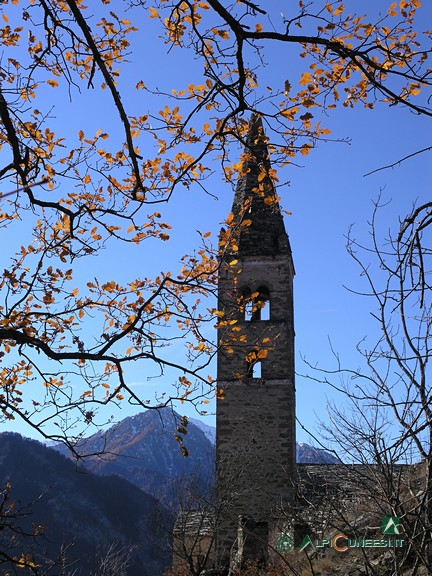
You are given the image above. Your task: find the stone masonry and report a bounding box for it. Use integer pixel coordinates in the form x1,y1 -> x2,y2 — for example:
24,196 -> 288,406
216,115 -> 296,567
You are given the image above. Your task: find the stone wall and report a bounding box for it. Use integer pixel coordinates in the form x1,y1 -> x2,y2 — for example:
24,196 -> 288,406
216,252 -> 296,566
173,510 -> 215,572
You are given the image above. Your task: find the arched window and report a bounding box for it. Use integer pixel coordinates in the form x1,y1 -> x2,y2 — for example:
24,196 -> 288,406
253,286 -> 270,321
252,361 -> 262,378
246,360 -> 262,379
241,286 -> 271,321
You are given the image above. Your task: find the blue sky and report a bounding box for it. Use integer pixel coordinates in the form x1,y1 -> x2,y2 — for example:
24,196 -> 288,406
1,0 -> 431,446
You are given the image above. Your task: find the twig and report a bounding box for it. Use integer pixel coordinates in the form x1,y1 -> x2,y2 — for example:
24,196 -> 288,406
0,178 -> 49,200
364,146 -> 432,177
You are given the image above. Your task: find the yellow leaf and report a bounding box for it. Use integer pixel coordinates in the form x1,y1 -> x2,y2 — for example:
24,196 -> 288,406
333,3 -> 344,16
387,2 -> 397,15
217,29 -> 229,39
255,23 -> 263,32
299,72 -> 312,86
281,107 -> 299,121
149,7 -> 159,18
203,122 -> 212,135
47,79 -> 58,88
83,174 -> 91,184
43,293 -> 54,304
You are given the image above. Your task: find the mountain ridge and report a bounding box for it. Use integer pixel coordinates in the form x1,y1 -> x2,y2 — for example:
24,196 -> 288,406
52,409 -> 215,507
0,432 -> 172,576
50,409 -> 339,507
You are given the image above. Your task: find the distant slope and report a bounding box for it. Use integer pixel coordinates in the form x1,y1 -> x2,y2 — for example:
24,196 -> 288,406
0,432 -> 172,576
53,409 -> 215,507
296,442 -> 341,464
188,417 -> 216,444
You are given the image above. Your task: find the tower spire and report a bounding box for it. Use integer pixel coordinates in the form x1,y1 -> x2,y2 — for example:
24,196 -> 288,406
231,114 -> 290,257
216,115 -> 296,569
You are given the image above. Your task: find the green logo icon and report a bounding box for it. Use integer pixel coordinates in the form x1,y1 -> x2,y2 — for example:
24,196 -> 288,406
276,533 -> 294,553
382,516 -> 401,535
298,534 -> 313,552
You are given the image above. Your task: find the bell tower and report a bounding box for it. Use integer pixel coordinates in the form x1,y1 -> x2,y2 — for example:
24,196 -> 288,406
216,115 -> 296,565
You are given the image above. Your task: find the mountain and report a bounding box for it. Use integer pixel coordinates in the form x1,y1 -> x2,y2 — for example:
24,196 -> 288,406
53,412 -> 338,493
0,432 -> 172,576
296,442 -> 341,464
53,409 -> 215,508
188,417 -> 216,444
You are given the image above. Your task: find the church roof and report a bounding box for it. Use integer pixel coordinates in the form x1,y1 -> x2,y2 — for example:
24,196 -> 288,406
230,114 -> 291,258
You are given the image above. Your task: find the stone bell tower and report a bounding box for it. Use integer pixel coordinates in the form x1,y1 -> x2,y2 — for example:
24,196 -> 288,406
216,114 -> 296,566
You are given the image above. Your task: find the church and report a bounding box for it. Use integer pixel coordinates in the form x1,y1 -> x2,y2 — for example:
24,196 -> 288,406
215,113 -> 296,566
174,113 -> 297,570
172,115 -> 427,575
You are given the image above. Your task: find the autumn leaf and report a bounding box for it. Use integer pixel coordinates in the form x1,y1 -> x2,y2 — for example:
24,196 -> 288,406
333,3 -> 345,16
